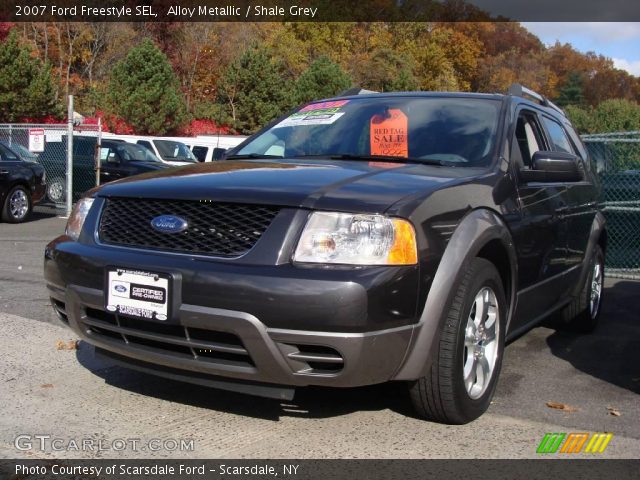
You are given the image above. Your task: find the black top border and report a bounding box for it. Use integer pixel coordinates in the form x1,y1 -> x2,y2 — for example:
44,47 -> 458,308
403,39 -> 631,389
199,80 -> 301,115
2,0 -> 640,22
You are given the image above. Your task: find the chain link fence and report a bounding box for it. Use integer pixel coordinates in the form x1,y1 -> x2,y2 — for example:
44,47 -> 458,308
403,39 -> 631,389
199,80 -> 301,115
583,131 -> 640,279
0,123 -> 102,212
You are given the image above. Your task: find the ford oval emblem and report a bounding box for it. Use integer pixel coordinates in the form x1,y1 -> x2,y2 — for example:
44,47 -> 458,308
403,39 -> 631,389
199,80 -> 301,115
150,215 -> 188,234
114,285 -> 127,293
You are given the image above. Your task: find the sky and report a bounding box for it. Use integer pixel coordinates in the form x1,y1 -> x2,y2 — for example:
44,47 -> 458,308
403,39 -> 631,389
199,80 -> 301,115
522,23 -> 640,77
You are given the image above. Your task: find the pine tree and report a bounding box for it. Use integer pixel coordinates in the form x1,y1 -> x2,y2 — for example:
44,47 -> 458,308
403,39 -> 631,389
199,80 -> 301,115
294,56 -> 351,104
556,72 -> 585,107
216,46 -> 292,134
0,30 -> 59,122
107,39 -> 186,135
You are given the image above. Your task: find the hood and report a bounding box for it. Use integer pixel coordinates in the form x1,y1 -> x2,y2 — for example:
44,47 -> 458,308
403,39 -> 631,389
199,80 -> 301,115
95,159 -> 474,213
128,160 -> 170,170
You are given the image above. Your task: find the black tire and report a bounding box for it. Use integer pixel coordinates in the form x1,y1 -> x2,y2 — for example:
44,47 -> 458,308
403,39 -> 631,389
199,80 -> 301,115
46,177 -> 66,204
2,185 -> 32,223
557,245 -> 605,333
409,257 -> 507,424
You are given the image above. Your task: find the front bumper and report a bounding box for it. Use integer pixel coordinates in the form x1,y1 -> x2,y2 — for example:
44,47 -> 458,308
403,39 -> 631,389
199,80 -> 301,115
45,237 -> 419,393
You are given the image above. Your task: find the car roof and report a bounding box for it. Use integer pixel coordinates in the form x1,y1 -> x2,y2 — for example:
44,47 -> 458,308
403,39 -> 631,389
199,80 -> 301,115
327,91 -> 504,102
322,90 -> 567,122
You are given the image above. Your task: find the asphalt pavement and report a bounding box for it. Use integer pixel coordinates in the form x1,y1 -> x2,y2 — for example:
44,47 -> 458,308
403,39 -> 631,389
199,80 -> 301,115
0,208 -> 638,459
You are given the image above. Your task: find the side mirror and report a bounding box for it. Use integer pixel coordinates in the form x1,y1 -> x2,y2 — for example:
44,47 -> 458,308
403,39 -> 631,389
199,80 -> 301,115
212,148 -> 227,161
520,151 -> 582,183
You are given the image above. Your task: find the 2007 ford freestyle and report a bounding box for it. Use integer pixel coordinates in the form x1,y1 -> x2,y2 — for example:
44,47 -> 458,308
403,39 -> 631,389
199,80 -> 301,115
44,85 -> 606,423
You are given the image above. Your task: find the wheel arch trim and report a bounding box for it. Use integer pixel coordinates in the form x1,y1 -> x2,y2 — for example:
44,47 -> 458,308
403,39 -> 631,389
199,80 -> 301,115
393,208 -> 517,380
572,210 -> 606,297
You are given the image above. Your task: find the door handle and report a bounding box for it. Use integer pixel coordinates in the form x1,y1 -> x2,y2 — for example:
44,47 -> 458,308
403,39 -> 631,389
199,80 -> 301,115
0,169 -> 9,175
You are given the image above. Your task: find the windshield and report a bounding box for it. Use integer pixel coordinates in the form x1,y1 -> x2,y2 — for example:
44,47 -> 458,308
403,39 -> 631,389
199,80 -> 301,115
11,143 -> 38,161
114,143 -> 162,162
235,97 -> 501,166
154,140 -> 197,162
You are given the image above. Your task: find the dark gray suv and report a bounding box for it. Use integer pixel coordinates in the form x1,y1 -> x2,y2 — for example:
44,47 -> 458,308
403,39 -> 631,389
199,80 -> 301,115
44,84 -> 605,423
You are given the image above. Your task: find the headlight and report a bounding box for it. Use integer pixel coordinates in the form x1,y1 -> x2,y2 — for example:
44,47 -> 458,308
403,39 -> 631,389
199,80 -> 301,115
293,212 -> 417,265
65,198 -> 94,241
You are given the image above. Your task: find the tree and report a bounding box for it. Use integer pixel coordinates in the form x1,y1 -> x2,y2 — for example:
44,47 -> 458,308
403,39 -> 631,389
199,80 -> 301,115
216,46 -> 292,134
352,48 -> 418,92
476,48 -> 556,95
555,72 -> 585,107
294,56 -> 351,103
107,39 -> 186,135
0,30 -> 59,122
564,105 -> 593,133
584,68 -> 638,106
590,99 -> 640,133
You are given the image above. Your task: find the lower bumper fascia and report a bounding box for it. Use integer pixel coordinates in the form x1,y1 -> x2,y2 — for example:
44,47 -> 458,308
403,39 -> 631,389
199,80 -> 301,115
51,283 -> 415,391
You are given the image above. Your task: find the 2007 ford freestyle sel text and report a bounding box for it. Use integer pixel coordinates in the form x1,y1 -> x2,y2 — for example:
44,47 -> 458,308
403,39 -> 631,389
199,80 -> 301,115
44,85 -> 606,424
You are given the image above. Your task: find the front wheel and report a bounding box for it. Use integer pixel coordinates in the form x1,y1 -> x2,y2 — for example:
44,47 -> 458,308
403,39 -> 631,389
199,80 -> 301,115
2,185 -> 32,223
409,257 -> 506,424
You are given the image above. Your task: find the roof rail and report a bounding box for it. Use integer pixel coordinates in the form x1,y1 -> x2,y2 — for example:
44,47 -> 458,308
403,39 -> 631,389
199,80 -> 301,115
507,83 -> 566,117
339,87 -> 378,96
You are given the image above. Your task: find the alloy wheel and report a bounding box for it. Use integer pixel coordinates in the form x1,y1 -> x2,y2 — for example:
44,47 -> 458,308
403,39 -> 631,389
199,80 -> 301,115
9,189 -> 28,220
463,287 -> 500,400
590,261 -> 603,318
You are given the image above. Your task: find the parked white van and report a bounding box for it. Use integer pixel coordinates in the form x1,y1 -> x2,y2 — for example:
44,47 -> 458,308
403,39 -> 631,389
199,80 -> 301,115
101,134 -> 247,163
177,135 -> 247,162
100,134 -> 198,166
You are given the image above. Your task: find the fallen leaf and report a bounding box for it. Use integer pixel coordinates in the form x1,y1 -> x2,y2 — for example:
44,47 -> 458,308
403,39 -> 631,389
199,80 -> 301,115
55,339 -> 79,350
607,406 -> 621,417
41,384 -> 54,388
546,401 -> 578,412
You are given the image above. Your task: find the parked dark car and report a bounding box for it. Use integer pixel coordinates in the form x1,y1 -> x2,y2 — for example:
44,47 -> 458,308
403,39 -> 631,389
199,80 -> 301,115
0,141 -> 46,223
44,85 -> 606,424
40,137 -> 169,203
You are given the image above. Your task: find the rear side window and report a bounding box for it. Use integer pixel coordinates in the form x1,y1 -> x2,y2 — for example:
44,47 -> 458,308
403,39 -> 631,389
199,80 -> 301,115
565,124 -> 589,160
192,146 -> 208,162
137,140 -> 153,151
541,117 -> 574,154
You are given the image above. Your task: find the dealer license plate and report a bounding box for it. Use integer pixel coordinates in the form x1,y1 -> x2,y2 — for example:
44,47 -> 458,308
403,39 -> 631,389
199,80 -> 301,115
106,268 -> 170,321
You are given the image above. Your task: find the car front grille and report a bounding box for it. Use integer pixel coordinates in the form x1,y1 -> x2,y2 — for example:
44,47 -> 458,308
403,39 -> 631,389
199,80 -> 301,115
98,198 -> 280,257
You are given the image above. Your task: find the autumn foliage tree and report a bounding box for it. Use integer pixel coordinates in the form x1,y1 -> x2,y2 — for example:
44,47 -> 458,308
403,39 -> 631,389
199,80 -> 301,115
5,21 -> 640,135
106,39 -> 186,135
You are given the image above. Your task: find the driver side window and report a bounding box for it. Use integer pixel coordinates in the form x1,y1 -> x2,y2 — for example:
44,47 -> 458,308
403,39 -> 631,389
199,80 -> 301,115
513,111 -> 546,169
0,144 -> 19,161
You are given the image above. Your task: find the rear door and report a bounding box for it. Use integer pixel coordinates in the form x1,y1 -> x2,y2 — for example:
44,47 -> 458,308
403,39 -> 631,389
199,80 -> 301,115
539,116 -> 597,270
509,108 -> 572,327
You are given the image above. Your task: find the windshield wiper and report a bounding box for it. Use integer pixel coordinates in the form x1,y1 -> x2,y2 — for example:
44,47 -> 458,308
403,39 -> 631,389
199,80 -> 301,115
324,154 -> 447,166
